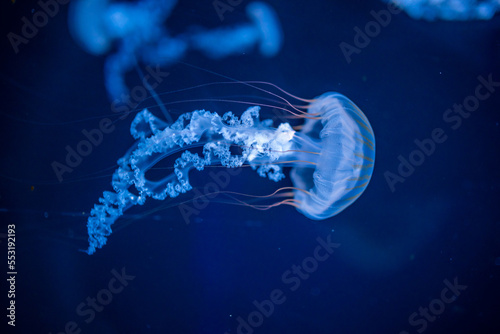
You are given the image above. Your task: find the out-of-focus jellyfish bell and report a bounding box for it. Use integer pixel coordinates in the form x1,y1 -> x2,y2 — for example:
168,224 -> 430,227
290,93 -> 375,220
190,1 -> 282,59
68,0 -> 177,55
384,0 -> 500,20
246,1 -> 283,57
68,0 -> 112,55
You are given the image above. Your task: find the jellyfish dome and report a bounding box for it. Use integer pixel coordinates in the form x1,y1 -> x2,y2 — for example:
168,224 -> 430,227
189,1 -> 282,59
384,0 -> 500,20
83,91 -> 375,254
68,0 -> 177,55
246,1 -> 283,57
68,0 -> 112,55
290,93 -> 375,220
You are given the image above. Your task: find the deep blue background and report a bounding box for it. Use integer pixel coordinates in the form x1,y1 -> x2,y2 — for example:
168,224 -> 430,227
1,0 -> 500,333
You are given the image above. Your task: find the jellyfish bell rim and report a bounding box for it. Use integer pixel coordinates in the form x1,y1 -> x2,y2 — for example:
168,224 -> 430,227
68,0 -> 113,55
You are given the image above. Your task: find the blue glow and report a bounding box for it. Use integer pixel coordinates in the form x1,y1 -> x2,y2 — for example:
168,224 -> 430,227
85,92 -> 375,254
385,0 -> 500,20
68,0 -> 282,100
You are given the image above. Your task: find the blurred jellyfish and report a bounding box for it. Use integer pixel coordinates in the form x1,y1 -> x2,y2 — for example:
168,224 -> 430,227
68,0 -> 283,100
84,87 -> 375,254
190,2 -> 282,59
384,0 -> 500,20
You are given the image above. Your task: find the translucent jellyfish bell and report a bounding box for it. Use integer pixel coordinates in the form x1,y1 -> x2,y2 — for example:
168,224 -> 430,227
382,0 -> 500,20
246,1 -> 283,57
290,93 -> 376,220
190,1 -> 283,59
68,0 -> 177,55
68,0 -> 112,55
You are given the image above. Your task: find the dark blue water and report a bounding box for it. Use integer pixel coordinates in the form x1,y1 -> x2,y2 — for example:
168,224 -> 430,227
1,1 -> 500,333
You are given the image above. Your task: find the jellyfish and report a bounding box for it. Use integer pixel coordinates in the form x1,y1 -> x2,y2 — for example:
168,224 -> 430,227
68,0 -> 283,100
84,88 -> 375,254
189,1 -> 283,59
383,0 -> 500,20
289,93 -> 375,220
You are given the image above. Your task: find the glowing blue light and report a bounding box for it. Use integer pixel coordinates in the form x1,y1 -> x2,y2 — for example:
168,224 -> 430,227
68,0 -> 283,100
385,0 -> 500,20
84,93 -> 375,254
